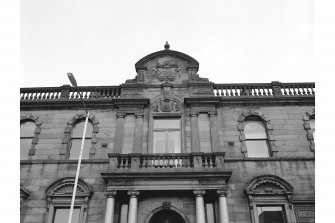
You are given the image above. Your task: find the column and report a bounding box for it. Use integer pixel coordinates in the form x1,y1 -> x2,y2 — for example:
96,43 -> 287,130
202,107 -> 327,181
114,112 -> 126,153
194,190 -> 206,223
217,188 -> 230,223
209,111 -> 220,152
104,190 -> 117,223
127,190 -> 139,223
134,113 -> 144,153
190,112 -> 200,152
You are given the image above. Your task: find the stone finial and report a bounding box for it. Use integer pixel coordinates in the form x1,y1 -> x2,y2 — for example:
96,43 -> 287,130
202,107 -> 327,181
164,41 -> 170,50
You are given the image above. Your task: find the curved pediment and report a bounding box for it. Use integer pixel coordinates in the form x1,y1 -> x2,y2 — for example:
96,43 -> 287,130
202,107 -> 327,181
46,177 -> 93,198
126,42 -> 209,85
246,175 -> 293,195
135,48 -> 199,72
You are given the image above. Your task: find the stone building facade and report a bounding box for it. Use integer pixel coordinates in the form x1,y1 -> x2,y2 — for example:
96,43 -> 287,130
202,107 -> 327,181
20,43 -> 315,223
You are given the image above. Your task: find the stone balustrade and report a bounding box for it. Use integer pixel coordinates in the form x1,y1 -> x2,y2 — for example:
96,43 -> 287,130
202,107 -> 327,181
213,81 -> 315,97
20,85 -> 121,101
20,82 -> 314,102
108,152 -> 225,170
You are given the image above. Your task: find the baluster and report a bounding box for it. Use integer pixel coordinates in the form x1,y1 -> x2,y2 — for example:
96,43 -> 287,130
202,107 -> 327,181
308,87 -> 313,95
222,88 -> 226,97
303,87 -> 308,95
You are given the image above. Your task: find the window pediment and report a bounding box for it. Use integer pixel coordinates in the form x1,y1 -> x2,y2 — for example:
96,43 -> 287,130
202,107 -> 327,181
46,177 -> 92,198
246,175 -> 293,196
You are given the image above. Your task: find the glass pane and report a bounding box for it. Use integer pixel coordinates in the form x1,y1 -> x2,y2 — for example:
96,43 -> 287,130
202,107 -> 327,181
20,139 -> 32,160
72,121 -> 93,137
53,208 -> 80,223
167,131 -> 181,153
257,206 -> 286,223
20,121 -> 36,137
245,123 -> 266,139
153,132 -> 166,153
154,119 -> 180,129
69,139 -> 91,159
246,140 -> 269,157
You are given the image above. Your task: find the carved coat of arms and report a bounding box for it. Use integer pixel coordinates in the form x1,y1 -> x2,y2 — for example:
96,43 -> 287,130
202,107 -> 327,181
152,61 -> 181,82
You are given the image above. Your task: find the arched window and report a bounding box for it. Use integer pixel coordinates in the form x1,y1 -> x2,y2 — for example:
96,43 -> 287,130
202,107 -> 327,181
244,118 -> 269,157
20,121 -> 36,160
69,121 -> 93,159
245,175 -> 297,223
238,111 -> 276,158
61,113 -> 99,160
46,177 -> 92,223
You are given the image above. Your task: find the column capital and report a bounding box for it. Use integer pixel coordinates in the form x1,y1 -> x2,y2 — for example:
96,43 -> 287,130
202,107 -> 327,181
105,190 -> 117,198
193,190 -> 206,197
190,112 -> 199,117
208,111 -> 218,117
217,186 -> 230,197
116,112 -> 126,118
127,190 -> 140,198
135,113 -> 144,118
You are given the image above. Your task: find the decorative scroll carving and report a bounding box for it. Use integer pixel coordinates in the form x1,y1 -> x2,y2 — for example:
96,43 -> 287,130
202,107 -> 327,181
193,190 -> 206,197
217,185 -> 231,197
128,190 -> 140,198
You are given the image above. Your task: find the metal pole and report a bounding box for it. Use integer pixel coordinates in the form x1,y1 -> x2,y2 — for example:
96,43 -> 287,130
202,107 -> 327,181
67,111 -> 89,223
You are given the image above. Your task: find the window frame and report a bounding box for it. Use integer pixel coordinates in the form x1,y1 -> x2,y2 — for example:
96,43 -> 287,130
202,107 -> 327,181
69,120 -> 93,160
237,111 -> 276,158
149,114 -> 184,154
244,119 -> 270,158
61,113 -> 99,160
246,175 -> 296,223
20,114 -> 42,159
45,177 -> 92,223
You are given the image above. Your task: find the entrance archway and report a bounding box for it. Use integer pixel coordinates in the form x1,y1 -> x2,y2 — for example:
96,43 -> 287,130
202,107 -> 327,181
149,209 -> 185,223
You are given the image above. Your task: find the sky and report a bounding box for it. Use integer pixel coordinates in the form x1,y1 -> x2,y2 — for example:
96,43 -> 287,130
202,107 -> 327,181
20,0 -> 315,87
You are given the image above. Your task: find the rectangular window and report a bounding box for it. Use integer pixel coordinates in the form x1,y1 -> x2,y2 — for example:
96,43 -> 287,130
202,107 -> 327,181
257,206 -> 286,223
53,207 -> 80,223
153,118 -> 181,153
69,139 -> 91,159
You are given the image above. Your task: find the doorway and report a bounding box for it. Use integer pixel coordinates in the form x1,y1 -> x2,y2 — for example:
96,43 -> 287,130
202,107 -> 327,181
149,209 -> 185,223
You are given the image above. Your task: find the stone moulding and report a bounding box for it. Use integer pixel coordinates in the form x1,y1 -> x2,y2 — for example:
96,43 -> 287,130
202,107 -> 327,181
61,113 -> 99,159
237,110 -> 277,157
46,177 -> 93,198
20,114 -> 42,157
100,170 -> 232,191
245,175 -> 293,196
303,109 -> 315,152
